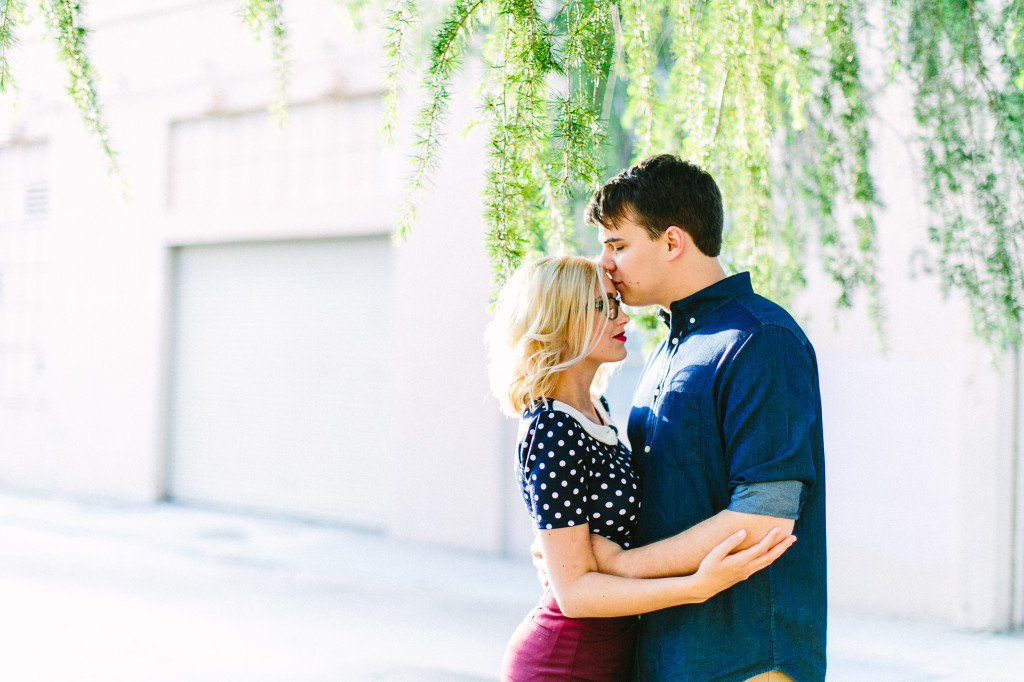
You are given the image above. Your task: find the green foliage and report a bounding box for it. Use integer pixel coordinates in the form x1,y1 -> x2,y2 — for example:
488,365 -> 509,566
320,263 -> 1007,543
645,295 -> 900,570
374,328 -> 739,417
390,0 -> 1022,351
240,0 -> 290,127
1,0 -> 1021,350
894,0 -> 1024,350
393,0 -> 888,336
39,0 -> 127,196
0,0 -> 26,95
392,0 -> 484,242
381,0 -> 418,145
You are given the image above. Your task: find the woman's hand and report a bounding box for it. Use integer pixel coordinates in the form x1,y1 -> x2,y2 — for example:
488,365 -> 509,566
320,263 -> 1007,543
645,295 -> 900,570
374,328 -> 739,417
691,527 -> 796,602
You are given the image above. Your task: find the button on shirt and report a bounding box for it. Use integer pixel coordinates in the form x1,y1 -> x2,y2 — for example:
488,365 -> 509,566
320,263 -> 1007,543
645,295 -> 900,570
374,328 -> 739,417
628,272 -> 826,682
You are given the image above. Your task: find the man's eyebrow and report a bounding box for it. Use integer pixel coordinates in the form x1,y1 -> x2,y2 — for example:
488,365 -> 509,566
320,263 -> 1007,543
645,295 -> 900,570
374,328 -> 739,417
601,235 -> 624,244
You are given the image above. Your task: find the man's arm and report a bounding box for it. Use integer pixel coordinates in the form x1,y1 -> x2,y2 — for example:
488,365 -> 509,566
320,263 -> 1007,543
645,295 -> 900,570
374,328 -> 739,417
591,509 -> 795,579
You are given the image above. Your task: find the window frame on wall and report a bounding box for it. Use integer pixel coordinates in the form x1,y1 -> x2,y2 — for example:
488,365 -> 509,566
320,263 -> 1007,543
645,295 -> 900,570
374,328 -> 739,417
0,140 -> 48,408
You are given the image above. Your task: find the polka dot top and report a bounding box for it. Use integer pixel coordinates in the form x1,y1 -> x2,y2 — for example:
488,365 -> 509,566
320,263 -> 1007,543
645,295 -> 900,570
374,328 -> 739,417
516,398 -> 641,548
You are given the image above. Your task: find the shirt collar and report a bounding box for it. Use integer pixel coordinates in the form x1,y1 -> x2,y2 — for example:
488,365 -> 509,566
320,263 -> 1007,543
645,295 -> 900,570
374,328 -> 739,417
550,400 -> 621,446
659,272 -> 752,338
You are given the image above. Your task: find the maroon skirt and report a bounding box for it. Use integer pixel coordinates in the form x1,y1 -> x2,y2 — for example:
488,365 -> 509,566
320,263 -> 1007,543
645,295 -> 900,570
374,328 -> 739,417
501,588 -> 638,682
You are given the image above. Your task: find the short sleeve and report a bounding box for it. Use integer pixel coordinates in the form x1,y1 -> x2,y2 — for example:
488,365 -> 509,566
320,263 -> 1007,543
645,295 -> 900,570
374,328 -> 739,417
717,325 -> 819,515
519,410 -> 590,530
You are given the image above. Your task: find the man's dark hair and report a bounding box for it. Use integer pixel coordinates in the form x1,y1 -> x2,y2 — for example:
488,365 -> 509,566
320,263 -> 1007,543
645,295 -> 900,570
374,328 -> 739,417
585,154 -> 724,256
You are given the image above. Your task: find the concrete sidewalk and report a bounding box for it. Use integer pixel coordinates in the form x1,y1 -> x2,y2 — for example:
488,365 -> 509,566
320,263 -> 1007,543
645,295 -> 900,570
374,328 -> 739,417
0,492 -> 1020,681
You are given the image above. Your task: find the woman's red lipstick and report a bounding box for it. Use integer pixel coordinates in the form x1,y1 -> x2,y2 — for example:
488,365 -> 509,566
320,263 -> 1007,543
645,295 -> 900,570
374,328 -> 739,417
614,333 -> 627,342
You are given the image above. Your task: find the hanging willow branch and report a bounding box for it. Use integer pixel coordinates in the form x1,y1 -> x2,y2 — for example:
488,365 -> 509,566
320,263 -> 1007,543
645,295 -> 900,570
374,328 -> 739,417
393,0 -> 484,241
896,0 -> 1024,350
2,0 -> 1021,349
381,0 -> 417,145
0,0 -> 25,95
394,0 -> 888,335
240,0 -> 291,127
390,0 -> 1022,350
39,0 -> 128,196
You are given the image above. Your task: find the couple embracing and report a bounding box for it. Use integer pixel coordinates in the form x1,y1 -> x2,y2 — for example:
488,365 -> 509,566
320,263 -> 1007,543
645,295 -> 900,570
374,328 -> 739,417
487,155 -> 826,682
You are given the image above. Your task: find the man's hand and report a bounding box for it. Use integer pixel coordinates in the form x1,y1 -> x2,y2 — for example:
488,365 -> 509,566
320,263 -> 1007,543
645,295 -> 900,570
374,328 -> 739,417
530,534 -> 549,588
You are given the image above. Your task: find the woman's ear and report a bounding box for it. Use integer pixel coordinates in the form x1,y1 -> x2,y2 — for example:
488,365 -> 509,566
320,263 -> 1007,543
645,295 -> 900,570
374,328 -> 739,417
663,225 -> 687,261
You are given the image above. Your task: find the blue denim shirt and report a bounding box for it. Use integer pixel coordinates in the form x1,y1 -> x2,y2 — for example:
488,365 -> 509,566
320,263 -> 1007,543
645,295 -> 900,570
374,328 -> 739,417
628,272 -> 826,682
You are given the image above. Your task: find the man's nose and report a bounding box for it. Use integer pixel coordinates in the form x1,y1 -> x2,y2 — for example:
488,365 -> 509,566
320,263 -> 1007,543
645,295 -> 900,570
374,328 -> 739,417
599,252 -> 615,271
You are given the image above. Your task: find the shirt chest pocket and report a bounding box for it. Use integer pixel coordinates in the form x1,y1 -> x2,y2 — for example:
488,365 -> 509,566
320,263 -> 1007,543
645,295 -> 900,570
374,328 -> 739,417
651,391 -> 702,466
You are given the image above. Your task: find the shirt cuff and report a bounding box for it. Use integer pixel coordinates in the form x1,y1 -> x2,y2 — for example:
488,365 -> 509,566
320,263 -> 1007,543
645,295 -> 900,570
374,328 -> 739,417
728,480 -> 806,519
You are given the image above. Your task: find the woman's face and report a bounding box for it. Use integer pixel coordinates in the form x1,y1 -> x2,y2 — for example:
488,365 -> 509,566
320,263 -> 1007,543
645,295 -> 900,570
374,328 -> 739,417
585,278 -> 630,364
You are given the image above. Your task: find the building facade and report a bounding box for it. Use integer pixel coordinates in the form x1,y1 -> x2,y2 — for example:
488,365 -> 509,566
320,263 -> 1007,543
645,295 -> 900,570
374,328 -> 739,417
0,0 -> 1020,631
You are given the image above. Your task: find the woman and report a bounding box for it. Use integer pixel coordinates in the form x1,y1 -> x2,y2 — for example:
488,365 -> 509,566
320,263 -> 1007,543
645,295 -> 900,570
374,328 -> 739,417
487,255 -> 795,681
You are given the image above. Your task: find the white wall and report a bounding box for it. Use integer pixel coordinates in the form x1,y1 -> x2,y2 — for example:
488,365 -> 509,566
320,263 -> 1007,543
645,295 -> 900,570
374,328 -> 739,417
0,0 -> 1020,626
791,36 -> 1023,628
0,0 -> 508,552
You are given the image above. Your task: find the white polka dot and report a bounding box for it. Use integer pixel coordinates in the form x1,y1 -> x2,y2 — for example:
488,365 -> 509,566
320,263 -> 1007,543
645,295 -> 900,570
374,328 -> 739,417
555,512 -> 561,519
593,512 -> 601,518
568,520 -> 575,526
605,502 -> 613,508
546,523 -> 552,529
543,504 -> 549,510
559,460 -> 566,467
558,441 -> 564,447
549,472 -> 556,478
540,483 -> 546,489
552,492 -> 559,499
539,462 -> 545,469
616,490 -> 622,496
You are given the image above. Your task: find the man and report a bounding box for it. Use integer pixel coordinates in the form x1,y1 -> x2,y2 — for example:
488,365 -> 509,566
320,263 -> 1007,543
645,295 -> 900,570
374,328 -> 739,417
588,154 -> 826,681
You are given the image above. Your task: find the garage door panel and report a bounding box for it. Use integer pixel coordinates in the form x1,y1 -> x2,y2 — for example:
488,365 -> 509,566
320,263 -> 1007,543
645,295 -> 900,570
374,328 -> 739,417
167,237 -> 394,528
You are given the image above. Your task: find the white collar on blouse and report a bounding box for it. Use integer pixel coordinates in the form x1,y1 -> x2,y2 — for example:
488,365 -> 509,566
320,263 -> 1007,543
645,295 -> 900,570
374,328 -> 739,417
549,399 -> 621,446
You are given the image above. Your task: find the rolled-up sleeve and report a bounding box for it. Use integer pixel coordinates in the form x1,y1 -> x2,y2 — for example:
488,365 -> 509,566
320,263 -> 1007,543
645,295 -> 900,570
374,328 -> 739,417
729,480 -> 805,519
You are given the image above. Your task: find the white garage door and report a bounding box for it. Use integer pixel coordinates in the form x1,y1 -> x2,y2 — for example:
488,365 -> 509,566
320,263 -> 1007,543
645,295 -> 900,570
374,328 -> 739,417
167,237 -> 395,529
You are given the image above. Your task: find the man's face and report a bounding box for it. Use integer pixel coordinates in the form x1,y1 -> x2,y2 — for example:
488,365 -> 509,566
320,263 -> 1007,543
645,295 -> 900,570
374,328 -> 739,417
597,217 -> 667,307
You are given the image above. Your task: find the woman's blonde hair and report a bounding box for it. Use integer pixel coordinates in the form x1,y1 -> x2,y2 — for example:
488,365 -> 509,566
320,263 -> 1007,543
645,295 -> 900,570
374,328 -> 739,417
486,254 -> 614,416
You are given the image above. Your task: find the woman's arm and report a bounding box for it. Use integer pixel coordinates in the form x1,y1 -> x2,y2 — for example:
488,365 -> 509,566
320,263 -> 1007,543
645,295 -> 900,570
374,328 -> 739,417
589,510 -> 795,579
541,523 -> 794,618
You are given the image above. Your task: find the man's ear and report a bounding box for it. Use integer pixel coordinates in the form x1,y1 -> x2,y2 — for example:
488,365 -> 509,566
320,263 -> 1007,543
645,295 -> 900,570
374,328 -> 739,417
663,226 -> 687,261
